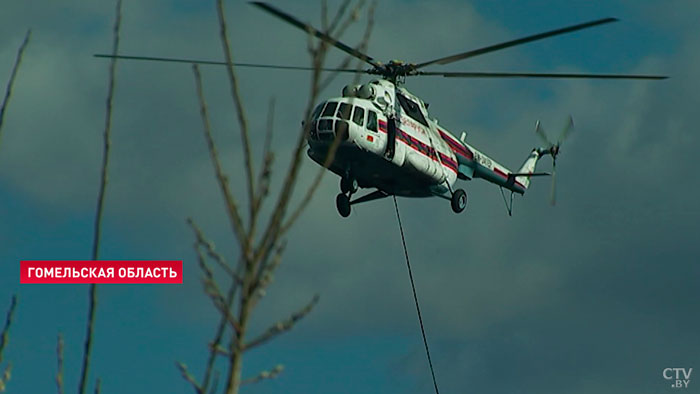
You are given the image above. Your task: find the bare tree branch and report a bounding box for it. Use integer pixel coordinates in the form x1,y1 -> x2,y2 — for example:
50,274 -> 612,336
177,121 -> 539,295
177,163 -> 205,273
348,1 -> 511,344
184,3 -> 375,393
250,98 -> 277,238
188,218 -> 238,280
328,0 -> 352,36
282,2 -> 376,233
252,241 -> 286,302
191,64 -> 247,248
0,363 -> 11,393
209,371 -> 220,394
0,29 -> 31,150
93,378 -> 101,394
215,0 -> 256,230
177,362 -> 203,394
254,0 -> 373,265
319,0 -> 374,92
186,218 -> 246,393
193,240 -> 242,335
0,295 -> 17,393
79,3 -> 121,394
244,294 -> 319,351
0,296 -> 17,367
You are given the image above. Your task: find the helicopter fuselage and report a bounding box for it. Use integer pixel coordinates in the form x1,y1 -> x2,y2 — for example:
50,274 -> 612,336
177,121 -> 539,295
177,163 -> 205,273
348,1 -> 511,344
307,79 -> 529,199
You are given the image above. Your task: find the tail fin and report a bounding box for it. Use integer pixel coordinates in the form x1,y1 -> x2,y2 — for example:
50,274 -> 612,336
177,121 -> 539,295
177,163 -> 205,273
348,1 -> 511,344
514,149 -> 544,190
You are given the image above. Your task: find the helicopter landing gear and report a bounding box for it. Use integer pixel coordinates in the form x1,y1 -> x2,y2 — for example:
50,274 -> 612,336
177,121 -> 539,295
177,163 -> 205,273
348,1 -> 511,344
336,193 -> 351,217
340,177 -> 358,195
451,188 -> 467,213
337,176 -> 357,217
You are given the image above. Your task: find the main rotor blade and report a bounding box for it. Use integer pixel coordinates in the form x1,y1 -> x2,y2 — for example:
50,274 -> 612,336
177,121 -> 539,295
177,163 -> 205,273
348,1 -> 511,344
250,2 -> 381,69
418,71 -> 667,79
558,115 -> 574,144
93,54 -> 364,73
414,17 -> 619,69
535,120 -> 553,146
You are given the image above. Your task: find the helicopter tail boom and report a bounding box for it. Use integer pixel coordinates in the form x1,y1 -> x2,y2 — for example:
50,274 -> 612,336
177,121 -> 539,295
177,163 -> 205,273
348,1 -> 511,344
512,148 -> 545,190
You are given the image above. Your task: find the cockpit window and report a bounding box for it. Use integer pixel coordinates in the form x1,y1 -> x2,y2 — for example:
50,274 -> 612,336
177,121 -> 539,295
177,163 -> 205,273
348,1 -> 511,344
397,93 -> 428,127
337,103 -> 352,120
311,103 -> 324,120
321,101 -> 337,117
367,111 -> 377,132
352,106 -> 365,126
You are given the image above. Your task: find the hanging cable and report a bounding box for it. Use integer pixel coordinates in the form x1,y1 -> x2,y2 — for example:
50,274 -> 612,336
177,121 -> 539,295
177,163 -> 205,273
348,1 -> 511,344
392,195 -> 440,394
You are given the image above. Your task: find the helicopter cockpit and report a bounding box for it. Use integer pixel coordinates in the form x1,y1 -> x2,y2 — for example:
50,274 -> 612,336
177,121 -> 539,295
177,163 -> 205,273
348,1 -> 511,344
308,97 -> 379,145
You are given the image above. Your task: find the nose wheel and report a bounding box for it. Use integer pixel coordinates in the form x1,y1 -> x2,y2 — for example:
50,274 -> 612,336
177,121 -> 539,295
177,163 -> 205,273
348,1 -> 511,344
337,176 -> 357,217
336,193 -> 351,217
451,188 -> 467,213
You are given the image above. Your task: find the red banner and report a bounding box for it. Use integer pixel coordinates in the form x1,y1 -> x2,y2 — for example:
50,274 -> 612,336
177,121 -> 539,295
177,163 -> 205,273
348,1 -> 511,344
20,260 -> 182,284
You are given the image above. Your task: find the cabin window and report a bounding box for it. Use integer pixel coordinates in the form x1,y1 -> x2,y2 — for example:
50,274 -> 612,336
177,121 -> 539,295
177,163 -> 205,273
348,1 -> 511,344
311,103 -> 324,120
337,103 -> 352,120
367,111 -> 377,132
352,106 -> 365,126
397,93 -> 428,127
321,101 -> 337,117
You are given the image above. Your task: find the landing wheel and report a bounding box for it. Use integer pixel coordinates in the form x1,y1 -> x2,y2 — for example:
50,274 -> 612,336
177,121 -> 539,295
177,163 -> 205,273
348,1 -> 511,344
340,177 -> 358,195
451,189 -> 467,213
336,193 -> 351,217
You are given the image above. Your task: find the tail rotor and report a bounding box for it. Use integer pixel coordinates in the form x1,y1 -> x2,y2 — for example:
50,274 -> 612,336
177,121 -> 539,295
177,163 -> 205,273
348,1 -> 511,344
535,115 -> 574,205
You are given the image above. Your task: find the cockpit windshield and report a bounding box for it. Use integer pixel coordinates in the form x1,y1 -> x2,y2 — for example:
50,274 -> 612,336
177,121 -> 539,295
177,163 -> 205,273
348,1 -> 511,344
321,101 -> 338,117
337,103 -> 352,120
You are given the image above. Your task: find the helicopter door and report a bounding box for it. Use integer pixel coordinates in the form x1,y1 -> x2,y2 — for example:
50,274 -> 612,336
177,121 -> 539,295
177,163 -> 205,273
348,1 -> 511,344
385,117 -> 397,159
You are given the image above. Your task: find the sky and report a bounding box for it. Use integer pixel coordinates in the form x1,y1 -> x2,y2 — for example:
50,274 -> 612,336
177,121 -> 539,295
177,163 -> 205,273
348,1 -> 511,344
1,0 -> 698,393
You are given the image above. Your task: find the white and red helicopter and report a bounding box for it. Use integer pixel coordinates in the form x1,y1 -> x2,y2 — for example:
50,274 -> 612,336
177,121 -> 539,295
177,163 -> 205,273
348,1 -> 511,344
97,2 -> 666,217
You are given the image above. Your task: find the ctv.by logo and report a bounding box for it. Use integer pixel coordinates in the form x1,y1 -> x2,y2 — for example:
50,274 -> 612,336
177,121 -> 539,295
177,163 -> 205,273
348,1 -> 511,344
663,368 -> 692,389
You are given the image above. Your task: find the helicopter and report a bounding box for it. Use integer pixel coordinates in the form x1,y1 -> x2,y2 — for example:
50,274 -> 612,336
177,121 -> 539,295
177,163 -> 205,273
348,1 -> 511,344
96,2 -> 666,217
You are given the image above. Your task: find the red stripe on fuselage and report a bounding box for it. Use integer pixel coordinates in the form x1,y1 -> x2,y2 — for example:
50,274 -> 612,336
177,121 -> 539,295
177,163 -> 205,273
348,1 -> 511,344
375,120 -> 457,174
438,129 -> 472,160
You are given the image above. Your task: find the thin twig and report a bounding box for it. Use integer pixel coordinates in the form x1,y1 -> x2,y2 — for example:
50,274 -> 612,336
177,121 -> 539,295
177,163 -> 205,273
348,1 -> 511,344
280,132 -> 343,234
193,239 -> 241,334
56,333 -> 64,394
93,378 -> 101,394
177,362 -> 203,393
0,296 -> 17,367
188,218 -> 237,280
0,295 -> 17,393
0,363 -> 11,393
79,2 -> 121,394
255,0 -> 373,263
244,294 -> 319,351
328,0 -> 352,36
319,0 -> 374,92
241,365 -> 284,385
216,0 -> 255,229
250,98 -> 276,229
209,371 -> 220,394
191,65 -> 247,250
187,218 -> 244,394
0,29 -> 31,150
